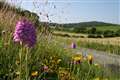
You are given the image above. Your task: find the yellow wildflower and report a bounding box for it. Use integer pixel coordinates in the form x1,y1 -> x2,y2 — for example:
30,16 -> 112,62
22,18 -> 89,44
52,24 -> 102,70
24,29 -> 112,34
15,71 -> 20,76
87,54 -> 93,64
94,77 -> 100,80
73,57 -> 81,61
94,63 -> 100,68
31,71 -> 38,77
57,59 -> 62,64
73,54 -> 83,61
87,54 -> 93,60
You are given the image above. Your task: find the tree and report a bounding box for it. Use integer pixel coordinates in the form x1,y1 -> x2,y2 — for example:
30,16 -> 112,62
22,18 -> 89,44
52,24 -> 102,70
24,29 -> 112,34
115,29 -> 120,36
88,27 -> 96,34
73,27 -> 87,33
96,30 -> 104,35
103,30 -> 115,37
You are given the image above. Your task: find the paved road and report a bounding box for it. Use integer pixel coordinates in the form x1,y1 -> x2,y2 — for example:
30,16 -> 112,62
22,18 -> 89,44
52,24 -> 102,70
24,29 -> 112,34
73,48 -> 120,74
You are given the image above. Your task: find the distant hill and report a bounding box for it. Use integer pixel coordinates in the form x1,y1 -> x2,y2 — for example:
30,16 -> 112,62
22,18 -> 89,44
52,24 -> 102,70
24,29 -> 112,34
50,21 -> 120,37
49,21 -> 119,28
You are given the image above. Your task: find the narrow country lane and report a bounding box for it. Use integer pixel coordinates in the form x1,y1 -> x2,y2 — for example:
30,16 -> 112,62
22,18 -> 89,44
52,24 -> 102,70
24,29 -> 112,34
73,48 -> 120,74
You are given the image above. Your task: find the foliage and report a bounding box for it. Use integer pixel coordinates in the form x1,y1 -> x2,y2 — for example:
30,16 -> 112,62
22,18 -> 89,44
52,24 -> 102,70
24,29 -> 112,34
50,21 -> 120,38
88,27 -> 97,34
0,32 -> 106,80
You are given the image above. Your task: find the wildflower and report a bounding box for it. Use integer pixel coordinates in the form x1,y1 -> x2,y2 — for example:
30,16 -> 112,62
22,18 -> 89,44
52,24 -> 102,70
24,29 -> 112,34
71,42 -> 76,49
94,63 -> 100,68
73,57 -> 81,61
94,77 -> 100,80
73,54 -> 82,61
31,71 -> 38,77
73,56 -> 82,64
15,71 -> 20,76
13,19 -> 36,47
2,30 -> 6,35
57,59 -> 61,64
94,63 -> 98,66
87,54 -> 93,64
43,66 -> 49,72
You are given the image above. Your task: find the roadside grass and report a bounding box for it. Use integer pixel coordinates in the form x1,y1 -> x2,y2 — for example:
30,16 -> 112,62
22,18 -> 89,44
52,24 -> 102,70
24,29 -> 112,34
1,17 -> 105,79
54,36 -> 120,55
0,30 -> 107,80
53,36 -> 120,79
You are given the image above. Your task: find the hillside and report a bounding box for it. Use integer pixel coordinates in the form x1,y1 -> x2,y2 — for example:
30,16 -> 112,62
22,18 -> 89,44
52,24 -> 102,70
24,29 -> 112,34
50,21 -> 120,28
50,22 -> 120,38
0,1 -> 40,31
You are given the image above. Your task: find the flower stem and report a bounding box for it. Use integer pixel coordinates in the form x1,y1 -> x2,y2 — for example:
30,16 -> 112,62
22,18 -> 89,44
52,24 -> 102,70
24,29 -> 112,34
19,44 -> 23,80
26,47 -> 29,80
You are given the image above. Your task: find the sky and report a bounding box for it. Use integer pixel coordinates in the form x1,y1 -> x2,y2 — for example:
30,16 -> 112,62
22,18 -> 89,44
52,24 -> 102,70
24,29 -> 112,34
7,0 -> 120,24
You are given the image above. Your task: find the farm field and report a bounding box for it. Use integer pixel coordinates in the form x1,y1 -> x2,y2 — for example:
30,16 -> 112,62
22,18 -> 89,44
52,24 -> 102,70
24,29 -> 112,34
92,26 -> 120,31
53,31 -> 88,37
53,31 -> 120,45
54,36 -> 120,55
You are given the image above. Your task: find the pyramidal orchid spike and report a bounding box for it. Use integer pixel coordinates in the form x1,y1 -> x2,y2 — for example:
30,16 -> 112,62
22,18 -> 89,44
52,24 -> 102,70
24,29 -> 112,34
13,19 -> 36,47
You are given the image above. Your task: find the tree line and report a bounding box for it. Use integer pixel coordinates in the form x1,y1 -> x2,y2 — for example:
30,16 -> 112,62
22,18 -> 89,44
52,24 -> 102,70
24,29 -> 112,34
73,27 -> 120,38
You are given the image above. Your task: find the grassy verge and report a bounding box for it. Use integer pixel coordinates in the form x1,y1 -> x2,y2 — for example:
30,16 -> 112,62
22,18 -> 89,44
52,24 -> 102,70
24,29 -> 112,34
0,29 -> 110,80
54,36 -> 120,55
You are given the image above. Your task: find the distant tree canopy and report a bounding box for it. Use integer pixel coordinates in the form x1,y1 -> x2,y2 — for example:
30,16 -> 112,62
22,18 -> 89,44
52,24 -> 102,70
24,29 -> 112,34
88,27 -> 97,34
51,22 -> 120,38
73,27 -> 87,33
54,21 -> 119,28
115,29 -> 120,36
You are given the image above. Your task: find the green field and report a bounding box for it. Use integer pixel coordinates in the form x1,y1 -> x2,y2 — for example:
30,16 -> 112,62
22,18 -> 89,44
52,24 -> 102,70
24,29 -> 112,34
89,26 -> 120,31
53,30 -> 120,55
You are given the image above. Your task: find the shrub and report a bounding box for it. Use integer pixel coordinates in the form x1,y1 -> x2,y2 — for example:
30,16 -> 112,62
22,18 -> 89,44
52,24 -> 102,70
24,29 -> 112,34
88,27 -> 97,34
88,34 -> 97,38
96,35 -> 103,38
71,27 -> 86,33
53,33 -> 71,37
103,30 -> 115,37
115,29 -> 120,36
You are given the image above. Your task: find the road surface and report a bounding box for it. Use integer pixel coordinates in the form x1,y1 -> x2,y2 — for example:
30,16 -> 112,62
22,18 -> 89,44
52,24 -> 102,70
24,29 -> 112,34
73,48 -> 120,74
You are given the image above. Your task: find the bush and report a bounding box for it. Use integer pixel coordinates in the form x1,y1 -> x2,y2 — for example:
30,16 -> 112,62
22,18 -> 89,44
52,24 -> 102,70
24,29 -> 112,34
96,30 -> 104,35
103,30 -> 116,37
96,35 -> 103,38
88,27 -> 97,34
88,34 -> 103,38
73,27 -> 87,33
115,29 -> 120,36
53,33 -> 71,37
88,34 -> 97,38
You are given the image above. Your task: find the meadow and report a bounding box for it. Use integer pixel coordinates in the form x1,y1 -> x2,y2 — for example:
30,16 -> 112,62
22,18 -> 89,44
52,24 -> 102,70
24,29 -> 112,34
53,31 -> 120,55
0,1 -> 120,80
92,26 -> 120,31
